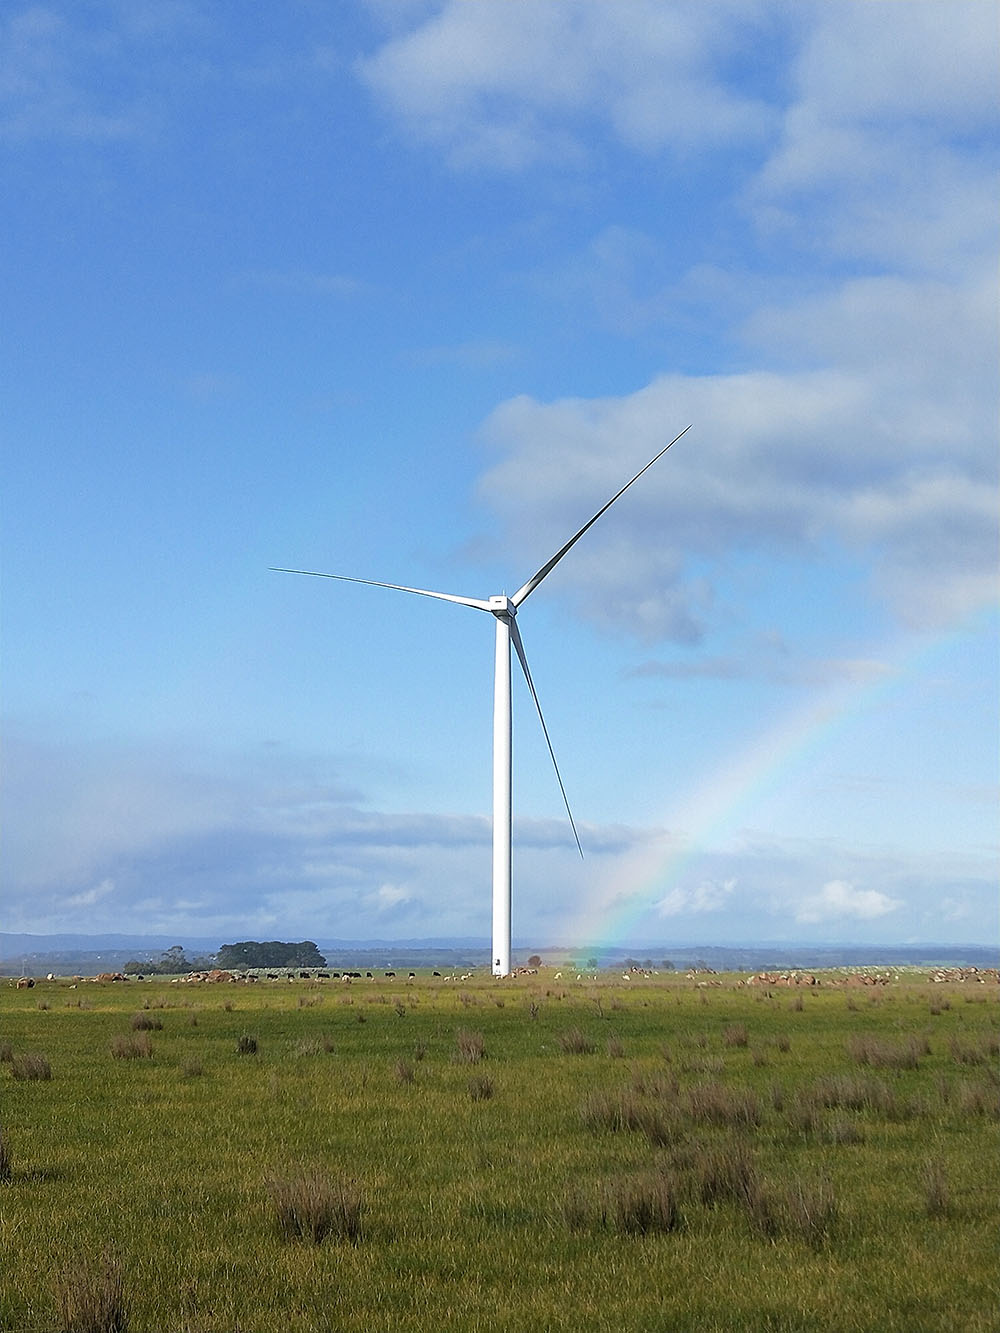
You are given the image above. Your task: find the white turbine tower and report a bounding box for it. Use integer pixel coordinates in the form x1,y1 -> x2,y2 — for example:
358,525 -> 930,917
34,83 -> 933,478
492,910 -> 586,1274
274,424 -> 690,976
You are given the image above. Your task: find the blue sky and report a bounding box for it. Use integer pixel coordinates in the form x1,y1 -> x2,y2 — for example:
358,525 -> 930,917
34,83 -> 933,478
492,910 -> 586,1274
3,0 -> 997,951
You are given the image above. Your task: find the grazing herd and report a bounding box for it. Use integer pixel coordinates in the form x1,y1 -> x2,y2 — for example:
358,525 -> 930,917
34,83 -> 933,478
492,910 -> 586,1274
9,964 -> 999,989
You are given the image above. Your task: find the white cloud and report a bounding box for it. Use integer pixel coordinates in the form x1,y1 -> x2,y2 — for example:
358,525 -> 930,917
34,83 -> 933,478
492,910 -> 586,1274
365,882 -> 418,916
655,877 -> 736,917
63,877 -> 116,910
0,4 -> 169,141
795,879 -> 901,925
357,0 -> 774,169
475,321 -> 997,639
750,2 -> 1000,274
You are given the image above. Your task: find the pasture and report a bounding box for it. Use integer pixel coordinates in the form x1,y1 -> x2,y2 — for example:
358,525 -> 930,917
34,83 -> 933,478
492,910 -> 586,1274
1,969 -> 997,1332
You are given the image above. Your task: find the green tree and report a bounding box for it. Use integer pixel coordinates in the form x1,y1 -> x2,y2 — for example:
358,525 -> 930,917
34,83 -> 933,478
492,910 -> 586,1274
158,945 -> 193,974
216,941 -> 326,970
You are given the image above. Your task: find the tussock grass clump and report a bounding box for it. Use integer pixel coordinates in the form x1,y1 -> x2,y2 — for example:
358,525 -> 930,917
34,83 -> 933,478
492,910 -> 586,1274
11,1052 -> 51,1080
581,1090 -> 647,1135
782,1177 -> 838,1248
235,1034 -> 258,1055
269,1170 -> 363,1244
923,1159 -> 950,1218
601,1170 -> 683,1235
180,1059 -> 203,1078
293,1038 -> 324,1057
455,1029 -> 486,1063
54,1248 -> 128,1333
129,1013 -> 162,1031
723,1023 -> 749,1048
110,1034 -> 152,1060
954,1081 -> 999,1118
0,1128 -> 12,1183
695,1140 -> 759,1208
630,1069 -> 678,1100
560,1184 -> 590,1232
580,1090 -> 674,1146
558,1028 -> 597,1055
0,1042 -> 14,1063
606,1037 -> 625,1058
826,1117 -> 866,1145
468,1074 -> 494,1101
949,1035 -> 998,1065
394,1059 -> 415,1084
847,1034 -> 925,1069
810,1073 -> 893,1114
685,1081 -> 761,1127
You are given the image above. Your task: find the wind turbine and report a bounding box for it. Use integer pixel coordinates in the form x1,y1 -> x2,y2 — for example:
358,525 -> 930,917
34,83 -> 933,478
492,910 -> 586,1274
273,424 -> 690,976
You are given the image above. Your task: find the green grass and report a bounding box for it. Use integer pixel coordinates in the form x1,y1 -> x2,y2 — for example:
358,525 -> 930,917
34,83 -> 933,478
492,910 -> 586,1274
0,972 -> 997,1331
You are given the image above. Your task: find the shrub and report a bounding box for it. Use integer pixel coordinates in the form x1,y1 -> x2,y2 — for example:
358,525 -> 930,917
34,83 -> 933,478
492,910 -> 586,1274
54,1249 -> 128,1333
558,1028 -> 597,1055
269,1170 -> 363,1244
455,1029 -> 486,1063
129,1014 -> 162,1031
110,1035 -> 152,1060
236,1035 -> 258,1056
11,1052 -> 51,1080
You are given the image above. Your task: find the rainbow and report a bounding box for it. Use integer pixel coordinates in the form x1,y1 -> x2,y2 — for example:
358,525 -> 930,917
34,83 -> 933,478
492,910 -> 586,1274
563,609 -> 996,952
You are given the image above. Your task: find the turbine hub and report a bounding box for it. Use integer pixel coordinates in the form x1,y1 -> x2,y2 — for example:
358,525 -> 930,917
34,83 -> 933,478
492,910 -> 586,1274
489,595 -> 515,618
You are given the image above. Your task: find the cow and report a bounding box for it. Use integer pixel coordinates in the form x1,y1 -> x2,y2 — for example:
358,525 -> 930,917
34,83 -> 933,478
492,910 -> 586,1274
15,977 -> 34,989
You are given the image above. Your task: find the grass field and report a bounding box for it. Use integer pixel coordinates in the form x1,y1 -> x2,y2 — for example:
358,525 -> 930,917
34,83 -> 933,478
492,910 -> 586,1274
1,970 -> 997,1332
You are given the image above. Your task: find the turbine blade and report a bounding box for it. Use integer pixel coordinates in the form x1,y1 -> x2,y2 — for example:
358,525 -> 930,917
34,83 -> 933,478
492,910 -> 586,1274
510,424 -> 691,607
270,568 -> 492,612
509,616 -> 584,859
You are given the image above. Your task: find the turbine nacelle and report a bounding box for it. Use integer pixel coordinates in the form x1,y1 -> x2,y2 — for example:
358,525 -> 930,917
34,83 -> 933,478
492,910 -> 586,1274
489,595 -> 515,618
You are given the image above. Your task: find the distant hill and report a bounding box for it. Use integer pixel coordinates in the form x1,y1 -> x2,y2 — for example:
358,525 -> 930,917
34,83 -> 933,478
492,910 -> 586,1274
1,933 -> 995,976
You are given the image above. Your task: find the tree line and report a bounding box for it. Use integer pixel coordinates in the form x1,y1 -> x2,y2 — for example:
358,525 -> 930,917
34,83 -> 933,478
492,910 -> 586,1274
123,941 -> 327,974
